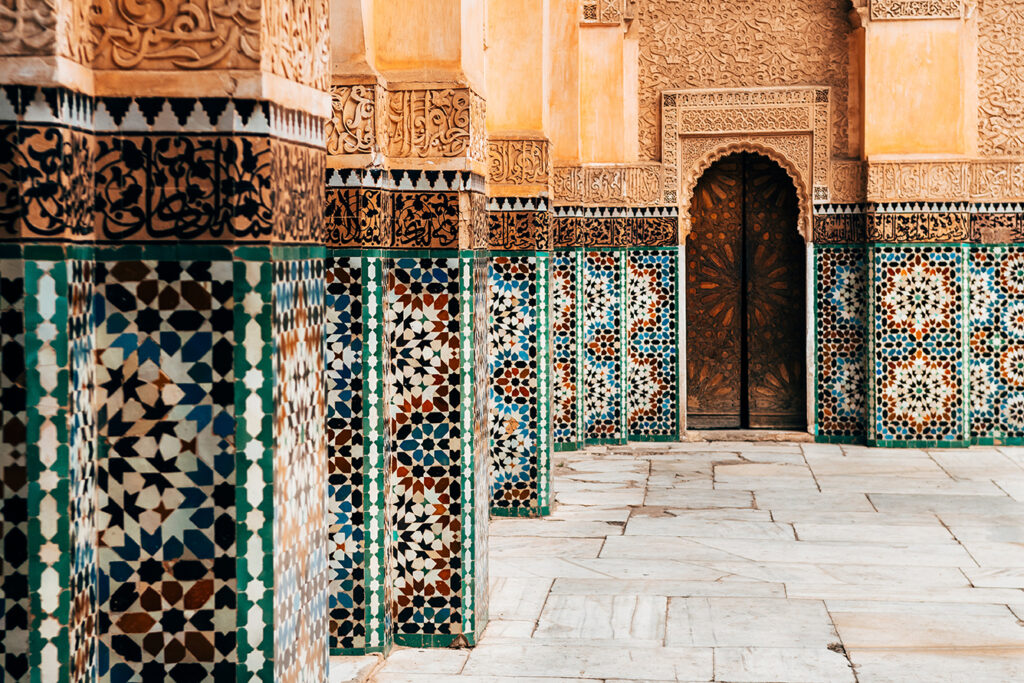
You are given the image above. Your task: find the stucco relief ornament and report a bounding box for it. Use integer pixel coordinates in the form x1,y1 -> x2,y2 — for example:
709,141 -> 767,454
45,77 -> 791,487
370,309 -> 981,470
327,85 -> 376,155
89,0 -> 262,69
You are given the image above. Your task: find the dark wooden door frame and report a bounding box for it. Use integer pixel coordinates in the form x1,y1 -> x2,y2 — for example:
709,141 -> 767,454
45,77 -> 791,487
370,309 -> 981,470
684,152 -> 808,431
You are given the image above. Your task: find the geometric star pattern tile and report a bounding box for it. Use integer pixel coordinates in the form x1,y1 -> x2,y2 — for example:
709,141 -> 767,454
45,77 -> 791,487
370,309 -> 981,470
488,256 -> 541,514
583,250 -> 625,443
626,249 -> 678,439
0,256 -> 29,683
386,257 -> 467,638
969,245 -> 1024,443
272,257 -> 328,683
93,258 -> 239,683
870,245 -> 967,445
551,250 -> 581,449
815,246 -> 869,440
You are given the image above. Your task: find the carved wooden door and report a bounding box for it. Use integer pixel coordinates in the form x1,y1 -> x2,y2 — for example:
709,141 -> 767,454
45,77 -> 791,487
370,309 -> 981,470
744,156 -> 806,428
686,156 -> 745,428
686,153 -> 805,429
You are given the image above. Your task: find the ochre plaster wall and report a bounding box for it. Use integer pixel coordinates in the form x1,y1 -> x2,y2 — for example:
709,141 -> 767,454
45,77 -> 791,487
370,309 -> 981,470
548,0 -> 581,164
580,25 -> 626,163
864,20 -> 966,156
486,0 -> 548,133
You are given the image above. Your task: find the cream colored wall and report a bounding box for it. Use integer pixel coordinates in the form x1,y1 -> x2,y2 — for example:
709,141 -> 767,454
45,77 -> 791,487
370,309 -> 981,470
864,20 -> 967,156
331,0 -> 376,76
548,0 -> 580,164
580,25 -> 625,163
486,0 -> 548,133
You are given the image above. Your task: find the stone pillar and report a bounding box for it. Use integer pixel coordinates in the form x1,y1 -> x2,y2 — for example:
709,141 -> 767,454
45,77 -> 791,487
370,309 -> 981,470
551,208 -> 585,452
0,0 -> 332,679
486,193 -> 553,517
582,209 -> 628,445
625,209 -> 681,442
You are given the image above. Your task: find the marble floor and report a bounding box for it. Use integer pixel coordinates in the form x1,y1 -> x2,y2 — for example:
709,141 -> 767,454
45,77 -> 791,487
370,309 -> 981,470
334,441 -> 1024,682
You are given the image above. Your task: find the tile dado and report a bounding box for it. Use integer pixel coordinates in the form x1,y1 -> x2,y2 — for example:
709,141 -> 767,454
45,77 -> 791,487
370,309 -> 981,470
583,249 -> 628,444
1,86 -> 325,245
813,203 -> 1024,245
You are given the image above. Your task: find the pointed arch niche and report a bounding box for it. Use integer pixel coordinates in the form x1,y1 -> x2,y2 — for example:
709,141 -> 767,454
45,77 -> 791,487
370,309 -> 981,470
661,86 -> 834,243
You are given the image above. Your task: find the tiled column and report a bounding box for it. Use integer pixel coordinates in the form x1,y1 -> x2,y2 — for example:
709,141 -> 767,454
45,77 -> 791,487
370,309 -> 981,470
812,206 -> 869,443
866,206 -> 971,448
551,208 -> 585,452
486,197 -> 553,517
0,0 -> 333,677
322,168 -> 394,655
385,168 -> 489,646
625,209 -> 681,442
582,209 -> 628,445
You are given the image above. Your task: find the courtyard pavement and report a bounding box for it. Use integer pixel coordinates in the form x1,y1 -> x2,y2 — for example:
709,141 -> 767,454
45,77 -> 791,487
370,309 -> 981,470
336,441 -> 1024,682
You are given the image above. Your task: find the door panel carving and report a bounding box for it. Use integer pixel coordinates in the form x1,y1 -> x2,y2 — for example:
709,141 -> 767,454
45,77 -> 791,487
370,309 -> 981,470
744,156 -> 807,428
687,157 -> 744,428
686,153 -> 806,429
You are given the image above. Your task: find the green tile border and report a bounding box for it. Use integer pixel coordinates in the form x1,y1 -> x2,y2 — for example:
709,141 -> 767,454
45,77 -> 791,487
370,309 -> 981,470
490,505 -> 552,518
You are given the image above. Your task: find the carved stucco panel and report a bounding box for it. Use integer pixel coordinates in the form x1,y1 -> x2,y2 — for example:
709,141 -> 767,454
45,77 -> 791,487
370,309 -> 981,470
978,0 -> 1024,157
637,0 -> 850,161
870,0 -> 962,19
488,138 -> 550,186
678,135 -> 814,241
327,84 -> 382,156
383,88 -> 486,162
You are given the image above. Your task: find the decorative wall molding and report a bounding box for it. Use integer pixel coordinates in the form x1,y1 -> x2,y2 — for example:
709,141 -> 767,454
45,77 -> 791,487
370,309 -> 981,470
870,0 -> 962,20
978,0 -> 1024,157
867,160 -> 1024,203
663,87 -> 832,241
581,0 -> 623,24
326,84 -> 382,156
637,0 -> 851,161
382,87 -> 486,162
487,138 -> 550,187
551,165 -> 662,206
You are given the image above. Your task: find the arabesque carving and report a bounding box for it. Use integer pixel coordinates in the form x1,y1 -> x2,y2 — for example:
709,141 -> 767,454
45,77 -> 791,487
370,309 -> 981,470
551,165 -> 662,206
582,0 -> 623,23
867,160 -> 1024,202
679,139 -> 814,242
831,160 -> 868,203
0,0 -> 55,56
262,0 -> 330,89
663,87 -> 830,207
870,0 -> 961,19
383,88 -> 485,162
488,138 -> 550,186
978,0 -> 1024,157
327,85 -> 381,156
637,0 -> 850,160
89,0 -> 262,70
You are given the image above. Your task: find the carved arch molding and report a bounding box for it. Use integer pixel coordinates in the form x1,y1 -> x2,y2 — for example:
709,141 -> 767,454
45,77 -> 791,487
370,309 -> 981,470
663,87 -> 837,243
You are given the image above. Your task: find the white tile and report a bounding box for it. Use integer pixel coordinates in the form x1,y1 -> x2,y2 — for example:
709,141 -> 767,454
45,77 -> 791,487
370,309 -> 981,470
665,597 -> 837,647
830,603 -> 1024,649
534,594 -> 666,642
550,578 -> 785,598
714,647 -> 855,682
461,643 -> 713,680
847,649 -> 1024,683
624,517 -> 795,540
375,648 -> 468,674
792,522 -> 953,543
963,567 -> 1024,588
329,654 -> 380,683
486,577 -> 552,621
488,536 -> 604,558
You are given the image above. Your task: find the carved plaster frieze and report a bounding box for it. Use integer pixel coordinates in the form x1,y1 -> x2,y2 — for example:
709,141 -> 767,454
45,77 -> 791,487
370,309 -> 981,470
637,0 -> 851,160
978,0 -> 1024,157
488,138 -> 550,187
326,84 -> 384,156
551,164 -> 662,206
662,87 -> 831,241
870,0 -> 961,20
582,0 -> 623,24
867,160 -> 1024,202
831,160 -> 868,203
383,87 -> 486,163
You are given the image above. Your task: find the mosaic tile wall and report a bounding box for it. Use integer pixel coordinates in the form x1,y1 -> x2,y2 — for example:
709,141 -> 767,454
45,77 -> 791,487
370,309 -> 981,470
814,245 -> 869,440
272,257 -> 328,683
551,249 -> 582,451
386,254 -> 488,646
487,255 -> 552,516
0,255 -> 28,682
583,250 -> 627,444
324,251 -> 392,654
626,248 -> 679,439
968,245 -> 1024,444
869,245 -> 969,446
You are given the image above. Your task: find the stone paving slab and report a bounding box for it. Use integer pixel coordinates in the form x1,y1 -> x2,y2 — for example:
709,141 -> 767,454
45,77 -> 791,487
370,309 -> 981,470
335,442 -> 1024,682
